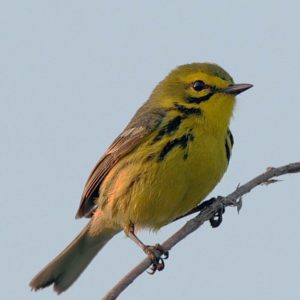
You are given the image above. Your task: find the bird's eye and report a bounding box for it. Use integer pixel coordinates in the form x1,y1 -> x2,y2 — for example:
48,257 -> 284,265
192,80 -> 206,92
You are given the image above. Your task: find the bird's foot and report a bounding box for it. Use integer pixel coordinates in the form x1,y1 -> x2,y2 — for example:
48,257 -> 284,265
208,197 -> 225,228
143,243 -> 169,274
193,196 -> 225,227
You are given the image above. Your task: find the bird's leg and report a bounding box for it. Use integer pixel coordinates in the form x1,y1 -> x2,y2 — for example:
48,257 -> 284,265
124,223 -> 169,274
173,197 -> 225,228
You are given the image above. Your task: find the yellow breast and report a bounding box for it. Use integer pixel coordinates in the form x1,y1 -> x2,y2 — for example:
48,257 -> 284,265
99,115 -> 229,230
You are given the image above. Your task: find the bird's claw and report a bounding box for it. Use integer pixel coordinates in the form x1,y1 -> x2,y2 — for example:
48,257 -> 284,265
147,257 -> 165,275
153,243 -> 169,259
209,206 -> 225,228
144,244 -> 169,274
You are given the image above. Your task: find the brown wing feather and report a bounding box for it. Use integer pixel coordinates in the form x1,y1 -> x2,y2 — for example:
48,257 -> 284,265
76,106 -> 166,218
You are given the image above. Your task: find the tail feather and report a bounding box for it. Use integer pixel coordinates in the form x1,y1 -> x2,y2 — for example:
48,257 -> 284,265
30,217 -> 120,294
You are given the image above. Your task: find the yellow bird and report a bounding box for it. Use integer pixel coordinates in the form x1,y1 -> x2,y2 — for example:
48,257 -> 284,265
30,63 -> 252,294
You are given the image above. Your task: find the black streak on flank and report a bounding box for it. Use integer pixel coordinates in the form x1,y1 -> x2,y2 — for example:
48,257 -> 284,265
174,103 -> 202,116
225,139 -> 231,163
152,116 -> 182,143
144,153 -> 155,162
228,129 -> 234,146
158,133 -> 194,161
186,92 -> 214,104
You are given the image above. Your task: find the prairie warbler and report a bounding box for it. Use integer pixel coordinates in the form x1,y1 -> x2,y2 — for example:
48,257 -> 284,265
30,63 -> 252,293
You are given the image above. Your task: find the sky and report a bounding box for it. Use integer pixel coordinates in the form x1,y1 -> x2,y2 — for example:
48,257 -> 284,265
1,1 -> 300,300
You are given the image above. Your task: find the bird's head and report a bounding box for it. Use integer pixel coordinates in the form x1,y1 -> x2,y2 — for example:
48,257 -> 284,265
150,63 -> 252,130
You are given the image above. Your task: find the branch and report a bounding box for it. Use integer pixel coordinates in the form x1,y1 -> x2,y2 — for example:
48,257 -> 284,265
102,162 -> 300,300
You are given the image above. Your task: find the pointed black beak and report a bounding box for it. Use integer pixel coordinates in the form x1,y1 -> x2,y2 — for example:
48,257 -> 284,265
222,83 -> 253,95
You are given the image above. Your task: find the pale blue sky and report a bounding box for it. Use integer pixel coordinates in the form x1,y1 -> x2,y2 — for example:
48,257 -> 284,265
1,1 -> 300,300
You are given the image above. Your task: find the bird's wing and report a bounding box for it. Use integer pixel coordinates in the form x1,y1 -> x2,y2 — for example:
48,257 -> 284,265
76,106 -> 166,218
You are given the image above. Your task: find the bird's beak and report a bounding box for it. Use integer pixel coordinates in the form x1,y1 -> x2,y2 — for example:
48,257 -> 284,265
222,83 -> 253,95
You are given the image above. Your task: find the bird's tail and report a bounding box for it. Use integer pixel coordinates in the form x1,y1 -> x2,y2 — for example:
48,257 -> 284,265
29,214 -> 120,294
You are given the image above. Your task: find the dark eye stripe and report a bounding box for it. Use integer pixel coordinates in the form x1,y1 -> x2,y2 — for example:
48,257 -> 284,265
185,92 -> 214,104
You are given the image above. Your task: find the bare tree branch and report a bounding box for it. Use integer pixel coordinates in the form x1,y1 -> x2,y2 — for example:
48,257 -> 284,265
102,162 -> 300,300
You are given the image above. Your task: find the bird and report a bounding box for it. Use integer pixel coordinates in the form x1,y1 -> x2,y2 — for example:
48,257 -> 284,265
30,62 -> 252,294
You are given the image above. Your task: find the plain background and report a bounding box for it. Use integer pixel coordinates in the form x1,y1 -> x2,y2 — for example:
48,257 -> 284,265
1,1 -> 299,299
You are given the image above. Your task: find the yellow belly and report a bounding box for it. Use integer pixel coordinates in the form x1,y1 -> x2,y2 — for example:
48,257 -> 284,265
98,123 -> 229,230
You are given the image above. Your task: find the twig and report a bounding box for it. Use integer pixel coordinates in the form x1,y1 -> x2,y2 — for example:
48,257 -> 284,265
102,162 -> 300,300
